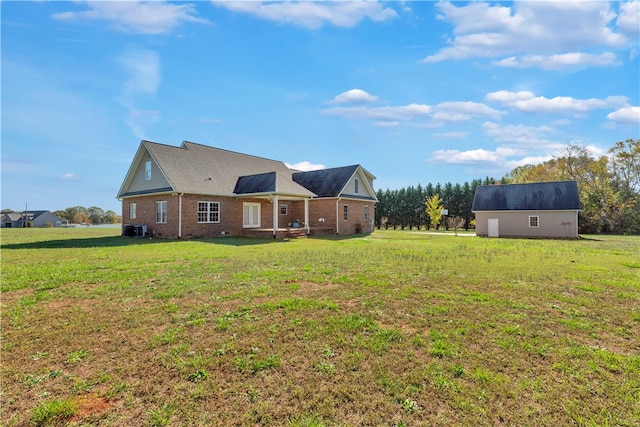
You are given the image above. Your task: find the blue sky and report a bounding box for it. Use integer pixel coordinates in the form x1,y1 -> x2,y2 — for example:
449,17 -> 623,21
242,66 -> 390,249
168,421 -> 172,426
2,1 -> 639,214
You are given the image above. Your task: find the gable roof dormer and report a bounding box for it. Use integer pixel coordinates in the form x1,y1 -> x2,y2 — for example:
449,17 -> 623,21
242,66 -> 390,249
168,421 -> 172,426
292,165 -> 377,201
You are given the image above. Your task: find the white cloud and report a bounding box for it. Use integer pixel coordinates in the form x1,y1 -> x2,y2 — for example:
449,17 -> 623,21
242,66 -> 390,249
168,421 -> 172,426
492,52 -> 618,70
213,1 -> 397,29
52,1 -> 208,34
607,106 -> 640,124
125,109 -> 161,139
286,161 -> 326,171
430,146 -> 521,165
60,173 -> 79,181
118,49 -> 161,97
431,101 -> 504,122
423,1 -> 628,63
429,146 -> 555,176
116,48 -> 162,137
323,94 -> 504,126
482,122 -> 563,150
330,89 -> 378,104
486,90 -> 629,115
429,120 -> 568,172
322,103 -> 432,123
433,131 -> 468,139
617,0 -> 640,35
374,121 -> 400,128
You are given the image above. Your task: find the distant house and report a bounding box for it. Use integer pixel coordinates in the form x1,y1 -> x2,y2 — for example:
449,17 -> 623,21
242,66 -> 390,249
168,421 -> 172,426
472,181 -> 581,239
1,212 -> 23,228
1,210 -> 67,228
116,140 -> 377,238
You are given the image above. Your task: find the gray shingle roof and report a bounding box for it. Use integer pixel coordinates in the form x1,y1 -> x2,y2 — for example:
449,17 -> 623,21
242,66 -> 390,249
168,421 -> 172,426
119,140 -> 317,198
143,141 -> 314,197
472,181 -> 581,211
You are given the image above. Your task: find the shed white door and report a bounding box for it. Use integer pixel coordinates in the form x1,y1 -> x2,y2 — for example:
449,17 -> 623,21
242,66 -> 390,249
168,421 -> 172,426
488,218 -> 499,237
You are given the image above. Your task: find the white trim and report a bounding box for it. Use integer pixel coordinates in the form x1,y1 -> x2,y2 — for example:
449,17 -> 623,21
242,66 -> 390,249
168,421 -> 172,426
243,202 -> 261,228
156,201 -> 167,223
145,160 -> 152,180
273,195 -> 279,237
197,201 -> 221,223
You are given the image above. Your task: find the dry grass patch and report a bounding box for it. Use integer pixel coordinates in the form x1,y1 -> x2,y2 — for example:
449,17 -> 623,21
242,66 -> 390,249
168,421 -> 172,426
1,228 -> 639,426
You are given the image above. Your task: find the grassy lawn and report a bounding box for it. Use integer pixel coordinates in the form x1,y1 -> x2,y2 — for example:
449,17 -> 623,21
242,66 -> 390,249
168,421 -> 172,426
1,228 -> 639,426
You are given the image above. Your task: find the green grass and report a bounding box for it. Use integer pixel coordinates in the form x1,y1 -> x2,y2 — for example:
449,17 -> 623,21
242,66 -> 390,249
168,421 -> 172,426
1,227 -> 639,426
30,397 -> 77,426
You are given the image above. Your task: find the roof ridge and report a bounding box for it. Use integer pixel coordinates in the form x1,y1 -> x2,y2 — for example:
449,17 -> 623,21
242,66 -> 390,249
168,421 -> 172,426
181,140 -> 283,164
143,139 -> 184,150
479,180 -> 577,187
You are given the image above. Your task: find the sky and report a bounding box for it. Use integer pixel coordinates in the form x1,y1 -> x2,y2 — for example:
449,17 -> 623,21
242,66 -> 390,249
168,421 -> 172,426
2,0 -> 639,215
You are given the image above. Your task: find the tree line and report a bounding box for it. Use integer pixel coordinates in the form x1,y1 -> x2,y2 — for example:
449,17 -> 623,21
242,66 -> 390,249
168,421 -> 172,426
54,206 -> 121,225
375,177 -> 499,231
375,139 -> 640,235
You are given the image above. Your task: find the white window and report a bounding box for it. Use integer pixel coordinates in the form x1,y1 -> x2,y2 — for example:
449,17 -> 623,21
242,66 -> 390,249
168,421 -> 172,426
243,202 -> 261,228
354,178 -> 359,194
343,204 -> 349,221
198,202 -> 220,223
529,215 -> 539,227
130,203 -> 137,219
156,201 -> 167,223
280,204 -> 288,215
364,205 -> 369,221
145,161 -> 152,180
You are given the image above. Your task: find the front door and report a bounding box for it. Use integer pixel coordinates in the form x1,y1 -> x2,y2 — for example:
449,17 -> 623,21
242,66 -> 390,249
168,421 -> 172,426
488,218 -> 499,237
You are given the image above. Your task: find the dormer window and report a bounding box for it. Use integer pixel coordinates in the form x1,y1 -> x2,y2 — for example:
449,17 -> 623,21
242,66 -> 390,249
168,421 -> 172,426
145,161 -> 152,180
354,178 -> 359,193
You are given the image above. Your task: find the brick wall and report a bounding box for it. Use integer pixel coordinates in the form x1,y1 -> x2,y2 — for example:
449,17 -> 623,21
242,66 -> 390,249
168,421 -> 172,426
306,198 -> 375,235
122,194 -> 375,238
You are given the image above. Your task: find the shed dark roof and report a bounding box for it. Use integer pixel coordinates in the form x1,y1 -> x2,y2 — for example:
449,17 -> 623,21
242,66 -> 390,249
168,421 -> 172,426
472,181 -> 581,211
292,165 -> 359,198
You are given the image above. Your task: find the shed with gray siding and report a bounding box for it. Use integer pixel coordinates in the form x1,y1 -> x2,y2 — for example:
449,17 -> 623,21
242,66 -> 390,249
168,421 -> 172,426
472,181 -> 581,239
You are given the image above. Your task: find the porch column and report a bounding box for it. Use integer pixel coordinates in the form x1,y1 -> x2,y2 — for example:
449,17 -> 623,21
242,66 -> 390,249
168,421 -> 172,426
272,195 -> 279,238
304,198 -> 310,235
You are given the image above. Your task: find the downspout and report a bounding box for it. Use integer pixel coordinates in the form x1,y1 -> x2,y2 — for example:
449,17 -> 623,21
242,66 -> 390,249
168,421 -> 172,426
178,193 -> 183,239
304,198 -> 310,235
335,198 -> 340,235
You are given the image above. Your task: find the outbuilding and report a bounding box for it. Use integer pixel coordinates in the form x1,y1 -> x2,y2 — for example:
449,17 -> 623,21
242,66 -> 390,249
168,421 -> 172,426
472,181 -> 581,239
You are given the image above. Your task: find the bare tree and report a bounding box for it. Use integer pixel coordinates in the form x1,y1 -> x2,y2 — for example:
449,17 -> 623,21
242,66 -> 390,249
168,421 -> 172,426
446,216 -> 466,236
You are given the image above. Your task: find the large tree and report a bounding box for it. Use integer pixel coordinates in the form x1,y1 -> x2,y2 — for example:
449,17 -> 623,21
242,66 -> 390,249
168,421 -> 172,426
504,141 -> 639,234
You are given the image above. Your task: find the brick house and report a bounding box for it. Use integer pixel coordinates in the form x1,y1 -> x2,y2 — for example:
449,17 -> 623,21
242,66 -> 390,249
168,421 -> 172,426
117,140 -> 377,238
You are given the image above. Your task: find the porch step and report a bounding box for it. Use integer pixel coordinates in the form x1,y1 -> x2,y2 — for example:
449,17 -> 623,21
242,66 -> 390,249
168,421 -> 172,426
286,228 -> 307,238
